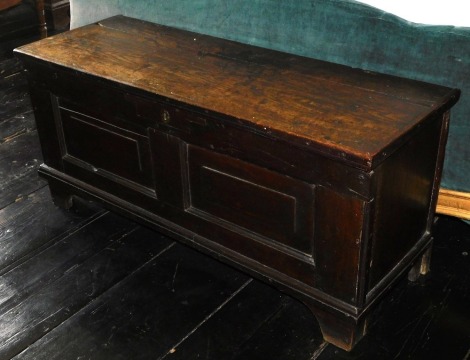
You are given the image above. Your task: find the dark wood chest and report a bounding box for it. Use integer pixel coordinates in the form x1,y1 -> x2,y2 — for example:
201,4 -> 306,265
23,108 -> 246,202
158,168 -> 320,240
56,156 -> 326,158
15,16 -> 460,351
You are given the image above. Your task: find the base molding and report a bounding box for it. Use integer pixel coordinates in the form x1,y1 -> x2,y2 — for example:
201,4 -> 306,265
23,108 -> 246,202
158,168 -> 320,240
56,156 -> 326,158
437,189 -> 470,220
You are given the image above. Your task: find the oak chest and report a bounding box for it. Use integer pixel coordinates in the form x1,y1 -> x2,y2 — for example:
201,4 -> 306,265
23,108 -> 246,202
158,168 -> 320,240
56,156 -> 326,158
15,16 -> 460,351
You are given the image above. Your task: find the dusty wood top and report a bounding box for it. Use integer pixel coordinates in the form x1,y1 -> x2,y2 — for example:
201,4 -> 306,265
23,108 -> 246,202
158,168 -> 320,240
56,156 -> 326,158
15,16 -> 460,169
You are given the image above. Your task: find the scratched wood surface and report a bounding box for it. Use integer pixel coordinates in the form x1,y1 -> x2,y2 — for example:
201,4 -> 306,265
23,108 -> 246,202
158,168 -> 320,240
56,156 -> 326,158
14,16 -> 459,168
1,56 -> 469,359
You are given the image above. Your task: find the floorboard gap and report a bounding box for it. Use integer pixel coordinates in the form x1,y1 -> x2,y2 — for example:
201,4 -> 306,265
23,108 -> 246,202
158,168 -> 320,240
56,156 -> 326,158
159,278 -> 253,360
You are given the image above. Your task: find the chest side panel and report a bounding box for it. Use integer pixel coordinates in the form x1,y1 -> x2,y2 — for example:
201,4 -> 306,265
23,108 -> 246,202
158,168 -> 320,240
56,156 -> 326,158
367,114 -> 445,297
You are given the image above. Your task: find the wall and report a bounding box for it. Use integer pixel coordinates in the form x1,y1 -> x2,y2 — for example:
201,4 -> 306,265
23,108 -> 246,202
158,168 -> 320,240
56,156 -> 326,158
356,0 -> 469,27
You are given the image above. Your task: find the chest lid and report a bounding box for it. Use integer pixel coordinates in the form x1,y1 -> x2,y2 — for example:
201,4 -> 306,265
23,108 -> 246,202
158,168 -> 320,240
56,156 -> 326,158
15,15 -> 460,170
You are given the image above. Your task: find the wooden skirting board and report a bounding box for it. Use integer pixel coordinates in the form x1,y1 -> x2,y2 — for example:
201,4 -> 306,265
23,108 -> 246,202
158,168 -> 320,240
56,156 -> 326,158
437,189 -> 470,220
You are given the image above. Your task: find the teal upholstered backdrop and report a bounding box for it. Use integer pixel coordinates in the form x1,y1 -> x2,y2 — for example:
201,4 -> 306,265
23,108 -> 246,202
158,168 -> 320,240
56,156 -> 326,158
70,0 -> 470,192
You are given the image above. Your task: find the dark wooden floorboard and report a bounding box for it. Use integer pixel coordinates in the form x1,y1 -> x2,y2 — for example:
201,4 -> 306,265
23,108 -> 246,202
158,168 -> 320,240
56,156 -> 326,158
0,111 -> 36,144
161,280 -> 287,360
0,187 -> 104,276
231,298 -> 326,360
0,130 -> 45,209
0,211 -> 137,315
0,69 -> 30,120
0,60 -> 45,209
0,225 -> 174,359
1,52 -> 470,359
0,58 -> 24,79
12,242 -> 250,360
